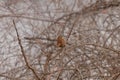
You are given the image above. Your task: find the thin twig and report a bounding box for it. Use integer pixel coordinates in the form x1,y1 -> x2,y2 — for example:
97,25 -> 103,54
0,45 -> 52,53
13,20 -> 40,80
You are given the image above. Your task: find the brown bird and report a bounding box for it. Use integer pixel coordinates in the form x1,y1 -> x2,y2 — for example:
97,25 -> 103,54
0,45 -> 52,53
57,35 -> 65,47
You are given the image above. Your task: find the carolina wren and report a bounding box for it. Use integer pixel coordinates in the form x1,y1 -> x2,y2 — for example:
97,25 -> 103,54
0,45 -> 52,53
57,35 -> 65,47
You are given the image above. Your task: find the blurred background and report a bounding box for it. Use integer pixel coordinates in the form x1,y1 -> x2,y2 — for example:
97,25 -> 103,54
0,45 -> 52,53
0,0 -> 120,80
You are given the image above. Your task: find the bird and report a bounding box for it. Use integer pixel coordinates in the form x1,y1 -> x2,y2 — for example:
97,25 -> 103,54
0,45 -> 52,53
57,35 -> 65,47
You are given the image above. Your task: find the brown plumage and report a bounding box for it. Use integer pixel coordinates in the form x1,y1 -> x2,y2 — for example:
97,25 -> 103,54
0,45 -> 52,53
57,35 -> 65,47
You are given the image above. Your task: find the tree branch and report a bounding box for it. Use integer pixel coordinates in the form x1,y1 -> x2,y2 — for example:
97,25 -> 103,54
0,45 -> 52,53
13,20 -> 40,80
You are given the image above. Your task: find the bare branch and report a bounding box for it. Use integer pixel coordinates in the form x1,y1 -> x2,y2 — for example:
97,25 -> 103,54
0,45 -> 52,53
13,20 -> 40,80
